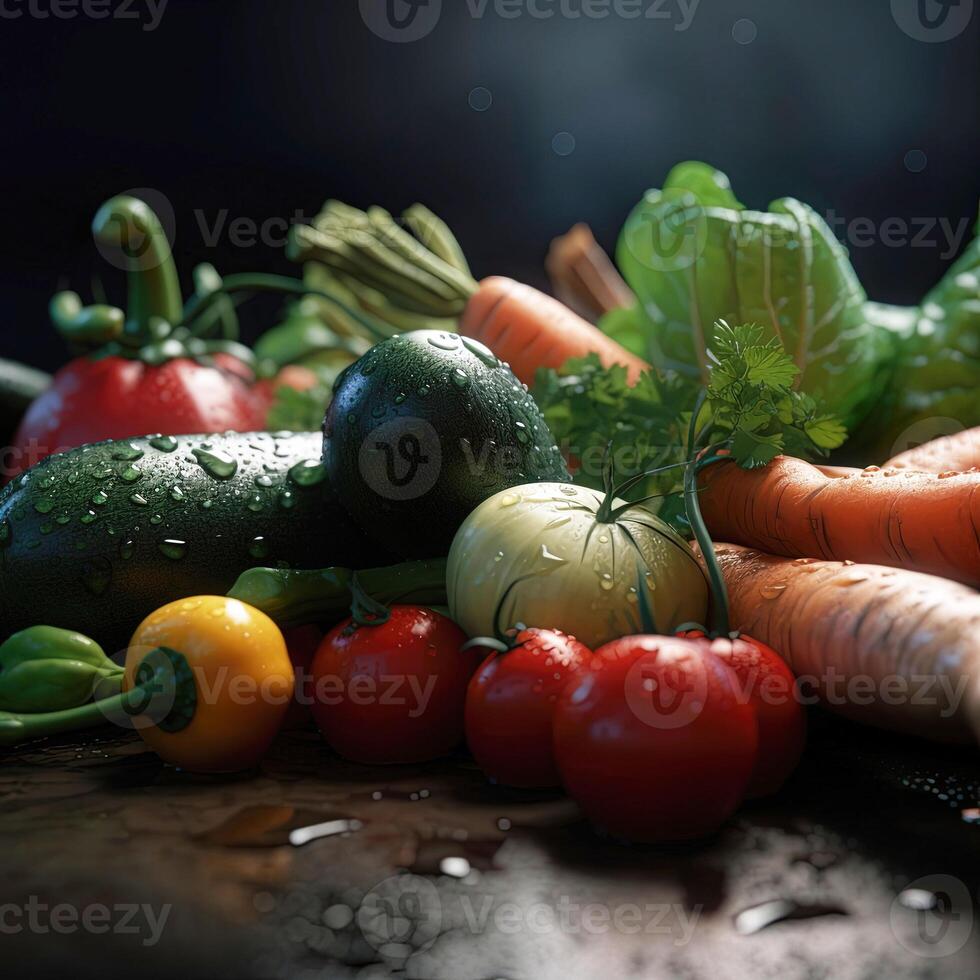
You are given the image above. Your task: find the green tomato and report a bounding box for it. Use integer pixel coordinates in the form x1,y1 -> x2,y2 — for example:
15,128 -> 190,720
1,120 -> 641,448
447,483 -> 708,649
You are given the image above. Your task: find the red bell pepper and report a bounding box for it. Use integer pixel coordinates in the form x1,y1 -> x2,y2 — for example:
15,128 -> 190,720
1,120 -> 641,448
9,196 -> 266,477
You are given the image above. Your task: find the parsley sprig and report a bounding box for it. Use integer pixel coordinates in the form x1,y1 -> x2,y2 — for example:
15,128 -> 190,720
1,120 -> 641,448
535,319 -> 847,529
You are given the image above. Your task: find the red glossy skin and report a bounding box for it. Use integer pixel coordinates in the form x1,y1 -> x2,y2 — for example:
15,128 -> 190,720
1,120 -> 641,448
9,353 -> 265,477
310,607 -> 483,764
553,635 -> 758,842
465,628 -> 592,788
683,631 -> 806,798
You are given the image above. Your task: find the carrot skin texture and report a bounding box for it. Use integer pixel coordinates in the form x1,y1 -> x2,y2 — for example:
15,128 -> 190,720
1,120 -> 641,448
707,544 -> 980,744
885,426 -> 980,473
459,276 -> 650,387
699,456 -> 980,587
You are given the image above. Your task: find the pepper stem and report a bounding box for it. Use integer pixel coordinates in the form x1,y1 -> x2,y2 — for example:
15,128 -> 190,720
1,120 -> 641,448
91,195 -> 183,340
0,686 -> 148,749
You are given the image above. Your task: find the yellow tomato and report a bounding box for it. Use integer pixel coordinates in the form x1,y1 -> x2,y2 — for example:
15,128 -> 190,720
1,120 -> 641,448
123,596 -> 293,773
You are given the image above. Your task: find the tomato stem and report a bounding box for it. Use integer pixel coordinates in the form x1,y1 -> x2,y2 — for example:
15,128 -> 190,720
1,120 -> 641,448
178,273 -> 391,342
347,573 -> 392,628
91,196 -> 183,341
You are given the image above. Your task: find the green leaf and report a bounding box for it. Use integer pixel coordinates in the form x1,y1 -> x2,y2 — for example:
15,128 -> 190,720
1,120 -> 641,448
614,163 -> 891,429
804,415 -> 848,450
731,429 -> 784,468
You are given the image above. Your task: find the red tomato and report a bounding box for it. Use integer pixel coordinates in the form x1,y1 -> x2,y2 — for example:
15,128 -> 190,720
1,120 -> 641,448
553,635 -> 758,842
282,625 -> 323,730
690,633 -> 806,797
310,607 -> 482,764
9,353 -> 265,477
465,629 -> 592,788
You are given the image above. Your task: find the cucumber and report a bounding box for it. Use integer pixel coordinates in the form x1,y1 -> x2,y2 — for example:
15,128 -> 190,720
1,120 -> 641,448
324,330 -> 569,557
0,431 -> 391,653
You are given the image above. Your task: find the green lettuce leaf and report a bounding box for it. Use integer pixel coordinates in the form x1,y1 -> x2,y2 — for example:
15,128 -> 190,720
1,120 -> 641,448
612,161 -> 892,430
852,216 -> 980,458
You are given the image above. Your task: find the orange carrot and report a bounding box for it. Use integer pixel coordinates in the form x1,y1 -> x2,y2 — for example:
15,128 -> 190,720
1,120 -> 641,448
459,276 -> 649,386
706,544 -> 980,743
699,455 -> 980,587
885,426 -> 980,473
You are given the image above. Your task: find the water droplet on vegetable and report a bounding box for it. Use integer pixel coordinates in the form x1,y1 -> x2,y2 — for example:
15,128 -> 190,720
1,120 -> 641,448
428,333 -> 459,351
150,513 -> 163,525
158,539 -> 187,560
112,442 -> 144,462
499,493 -> 520,508
0,520 -> 10,547
120,464 -> 142,483
760,584 -> 787,599
192,447 -> 238,480
278,490 -> 296,510
247,494 -> 264,513
149,435 -> 178,453
249,536 -> 270,559
289,460 -> 326,487
120,540 -> 135,559
91,490 -> 109,507
80,510 -> 97,525
130,493 -> 148,506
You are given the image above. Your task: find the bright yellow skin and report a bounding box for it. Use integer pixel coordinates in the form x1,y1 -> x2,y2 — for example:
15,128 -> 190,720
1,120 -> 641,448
124,596 -> 294,773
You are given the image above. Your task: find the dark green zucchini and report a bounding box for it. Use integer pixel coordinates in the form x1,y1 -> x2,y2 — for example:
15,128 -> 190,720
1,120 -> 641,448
324,330 -> 569,558
0,431 -> 391,652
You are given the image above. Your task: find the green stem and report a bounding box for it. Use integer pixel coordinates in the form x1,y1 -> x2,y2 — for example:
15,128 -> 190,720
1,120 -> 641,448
227,558 -> 448,629
91,196 -> 183,340
0,685 -> 149,749
178,273 -> 390,342
684,454 -> 731,637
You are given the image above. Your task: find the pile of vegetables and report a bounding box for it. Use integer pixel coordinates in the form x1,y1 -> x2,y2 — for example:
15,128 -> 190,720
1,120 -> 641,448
0,170 -> 977,846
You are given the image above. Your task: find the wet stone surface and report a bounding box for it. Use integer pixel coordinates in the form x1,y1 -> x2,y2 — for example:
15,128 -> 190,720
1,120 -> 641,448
1,714 -> 979,979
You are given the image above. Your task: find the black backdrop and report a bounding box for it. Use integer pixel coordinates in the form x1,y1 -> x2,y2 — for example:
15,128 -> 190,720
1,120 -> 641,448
0,0 -> 976,370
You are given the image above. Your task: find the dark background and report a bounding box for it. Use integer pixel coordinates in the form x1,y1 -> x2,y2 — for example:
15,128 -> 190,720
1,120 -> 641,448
0,0 -> 976,371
